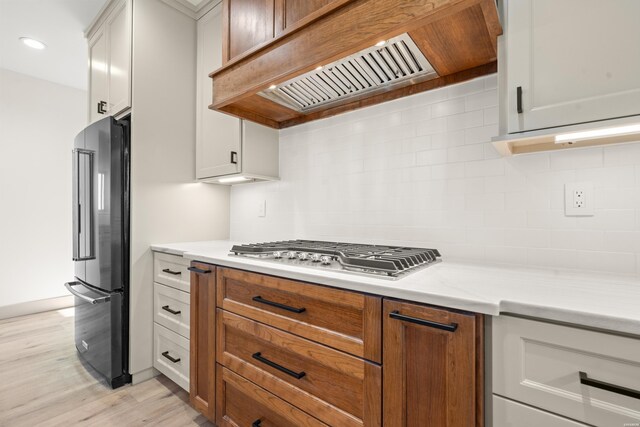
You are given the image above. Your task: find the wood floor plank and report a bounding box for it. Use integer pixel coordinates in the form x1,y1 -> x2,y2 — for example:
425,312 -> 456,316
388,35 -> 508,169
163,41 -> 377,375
0,309 -> 213,426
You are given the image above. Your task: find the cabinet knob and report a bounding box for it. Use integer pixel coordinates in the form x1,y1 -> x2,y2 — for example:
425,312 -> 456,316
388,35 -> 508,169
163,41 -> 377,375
97,101 -> 107,114
230,151 -> 238,164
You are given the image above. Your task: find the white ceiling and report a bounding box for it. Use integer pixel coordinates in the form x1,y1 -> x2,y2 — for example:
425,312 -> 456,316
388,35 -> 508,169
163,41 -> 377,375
0,0 -> 108,90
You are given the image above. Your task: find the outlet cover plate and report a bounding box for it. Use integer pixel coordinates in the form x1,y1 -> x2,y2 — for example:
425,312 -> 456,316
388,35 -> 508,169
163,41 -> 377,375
565,182 -> 594,216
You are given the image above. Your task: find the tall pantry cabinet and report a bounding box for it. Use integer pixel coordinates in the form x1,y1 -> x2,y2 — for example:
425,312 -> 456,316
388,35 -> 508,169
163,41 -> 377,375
85,0 -> 231,384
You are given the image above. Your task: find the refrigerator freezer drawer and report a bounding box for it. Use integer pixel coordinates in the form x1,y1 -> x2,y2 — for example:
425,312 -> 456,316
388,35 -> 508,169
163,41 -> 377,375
69,281 -> 125,387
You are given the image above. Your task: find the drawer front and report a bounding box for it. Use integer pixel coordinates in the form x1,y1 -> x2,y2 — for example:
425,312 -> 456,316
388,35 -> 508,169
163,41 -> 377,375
493,395 -> 588,427
153,282 -> 190,338
153,323 -> 190,391
216,267 -> 382,362
493,315 -> 640,425
153,252 -> 190,292
217,309 -> 381,427
216,365 -> 328,427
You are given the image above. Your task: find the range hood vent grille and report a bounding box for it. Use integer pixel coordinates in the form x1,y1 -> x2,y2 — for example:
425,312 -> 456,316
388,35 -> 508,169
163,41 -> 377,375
258,33 -> 437,113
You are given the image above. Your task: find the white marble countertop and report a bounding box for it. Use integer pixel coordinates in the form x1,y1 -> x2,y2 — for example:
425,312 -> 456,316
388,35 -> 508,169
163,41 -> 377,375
151,240 -> 640,336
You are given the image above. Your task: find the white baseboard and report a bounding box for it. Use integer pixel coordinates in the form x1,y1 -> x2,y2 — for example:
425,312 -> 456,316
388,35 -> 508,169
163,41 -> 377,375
0,295 -> 74,320
132,367 -> 160,384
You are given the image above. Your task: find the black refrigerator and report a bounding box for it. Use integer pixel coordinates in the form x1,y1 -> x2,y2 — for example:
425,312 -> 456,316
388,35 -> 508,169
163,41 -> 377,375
64,116 -> 131,388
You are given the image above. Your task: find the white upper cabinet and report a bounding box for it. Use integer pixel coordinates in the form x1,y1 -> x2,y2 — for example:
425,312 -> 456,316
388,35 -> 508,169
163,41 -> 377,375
196,4 -> 242,179
105,0 -> 132,116
88,28 -> 108,124
196,3 -> 278,184
504,0 -> 640,134
87,0 -> 132,124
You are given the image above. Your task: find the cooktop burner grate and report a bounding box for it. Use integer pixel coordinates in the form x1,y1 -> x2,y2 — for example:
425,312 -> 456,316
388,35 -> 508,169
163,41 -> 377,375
230,240 -> 441,278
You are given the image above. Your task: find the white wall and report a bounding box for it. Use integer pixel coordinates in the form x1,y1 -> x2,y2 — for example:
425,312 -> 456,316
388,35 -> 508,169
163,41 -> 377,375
128,0 -> 230,380
230,74 -> 640,277
0,69 -> 86,309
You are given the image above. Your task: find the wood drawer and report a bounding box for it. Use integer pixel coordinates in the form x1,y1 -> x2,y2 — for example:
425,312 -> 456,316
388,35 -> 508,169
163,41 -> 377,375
216,365 -> 328,427
217,309 -> 382,427
153,323 -> 189,391
153,252 -> 190,292
493,395 -> 588,427
493,315 -> 640,426
216,267 -> 382,362
153,282 -> 190,338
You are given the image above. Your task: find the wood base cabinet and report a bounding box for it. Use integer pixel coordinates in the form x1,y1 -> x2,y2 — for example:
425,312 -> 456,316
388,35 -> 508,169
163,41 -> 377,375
383,299 -> 483,427
189,262 -> 216,421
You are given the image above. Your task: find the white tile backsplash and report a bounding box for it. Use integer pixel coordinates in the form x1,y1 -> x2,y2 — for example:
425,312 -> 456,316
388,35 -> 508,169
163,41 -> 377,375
230,75 -> 640,277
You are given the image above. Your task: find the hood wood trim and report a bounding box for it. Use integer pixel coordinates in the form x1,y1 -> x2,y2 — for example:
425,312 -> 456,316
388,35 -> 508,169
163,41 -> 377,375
209,0 -> 502,129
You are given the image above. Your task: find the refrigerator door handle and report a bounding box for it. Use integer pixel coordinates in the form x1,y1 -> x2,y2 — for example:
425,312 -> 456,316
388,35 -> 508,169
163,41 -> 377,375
65,282 -> 111,304
72,149 -> 96,261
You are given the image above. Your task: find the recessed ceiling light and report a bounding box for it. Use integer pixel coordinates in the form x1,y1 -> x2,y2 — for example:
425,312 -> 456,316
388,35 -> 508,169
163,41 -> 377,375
315,65 -> 323,71
375,40 -> 386,47
269,84 -> 277,90
19,37 -> 46,50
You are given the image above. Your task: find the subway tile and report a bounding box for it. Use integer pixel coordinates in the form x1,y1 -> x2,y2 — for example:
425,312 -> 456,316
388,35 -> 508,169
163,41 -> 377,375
447,77 -> 485,98
483,106 -> 498,125
431,98 -> 466,118
503,228 -> 550,248
465,89 -> 497,111
447,144 -> 485,162
465,159 -> 505,178
446,110 -> 484,131
549,147 -> 603,170
416,148 -> 448,165
431,130 -> 465,149
464,124 -> 499,145
432,163 -> 466,180
603,142 -> 640,167
484,74 -> 498,90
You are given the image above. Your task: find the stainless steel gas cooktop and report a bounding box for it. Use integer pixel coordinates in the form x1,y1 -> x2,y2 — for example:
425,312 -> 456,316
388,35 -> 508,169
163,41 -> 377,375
230,240 -> 441,279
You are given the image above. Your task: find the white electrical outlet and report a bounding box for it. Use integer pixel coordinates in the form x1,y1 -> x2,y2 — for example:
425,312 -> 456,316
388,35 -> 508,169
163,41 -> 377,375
565,182 -> 594,216
257,200 -> 266,217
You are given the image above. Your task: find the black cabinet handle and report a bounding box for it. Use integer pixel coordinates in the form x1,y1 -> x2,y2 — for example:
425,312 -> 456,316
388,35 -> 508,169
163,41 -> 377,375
97,101 -> 107,114
579,371 -> 640,400
252,352 -> 306,379
161,305 -> 181,315
389,310 -> 458,332
252,420 -> 261,427
516,86 -> 523,114
187,266 -> 211,274
230,151 -> 238,164
252,296 -> 306,314
161,351 -> 180,363
162,268 -> 181,275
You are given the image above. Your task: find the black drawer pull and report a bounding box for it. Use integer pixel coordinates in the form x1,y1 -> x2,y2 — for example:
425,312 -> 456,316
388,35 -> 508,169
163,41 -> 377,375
252,296 -> 306,314
252,420 -> 261,427
187,266 -> 211,274
389,310 -> 458,332
579,371 -> 640,400
161,305 -> 181,315
161,351 -> 180,363
230,150 -> 238,164
516,86 -> 523,114
162,268 -> 181,275
252,352 -> 306,380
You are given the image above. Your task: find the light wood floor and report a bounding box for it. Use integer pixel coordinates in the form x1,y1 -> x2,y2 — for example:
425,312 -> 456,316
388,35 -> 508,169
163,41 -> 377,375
0,308 -> 213,427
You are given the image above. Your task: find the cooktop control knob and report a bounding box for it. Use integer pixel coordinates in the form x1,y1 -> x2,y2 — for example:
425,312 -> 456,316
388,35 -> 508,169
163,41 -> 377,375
287,251 -> 298,259
297,252 -> 309,261
310,253 -> 322,262
273,251 -> 283,259
320,255 -> 332,265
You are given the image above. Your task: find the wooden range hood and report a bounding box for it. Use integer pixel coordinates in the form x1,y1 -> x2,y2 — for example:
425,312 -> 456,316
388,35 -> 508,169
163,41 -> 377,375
209,0 -> 502,129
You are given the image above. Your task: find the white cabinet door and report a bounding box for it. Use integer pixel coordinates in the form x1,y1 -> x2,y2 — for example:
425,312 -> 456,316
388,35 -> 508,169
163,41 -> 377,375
105,0 -> 131,116
88,28 -> 108,124
506,0 -> 640,133
196,4 -> 242,179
